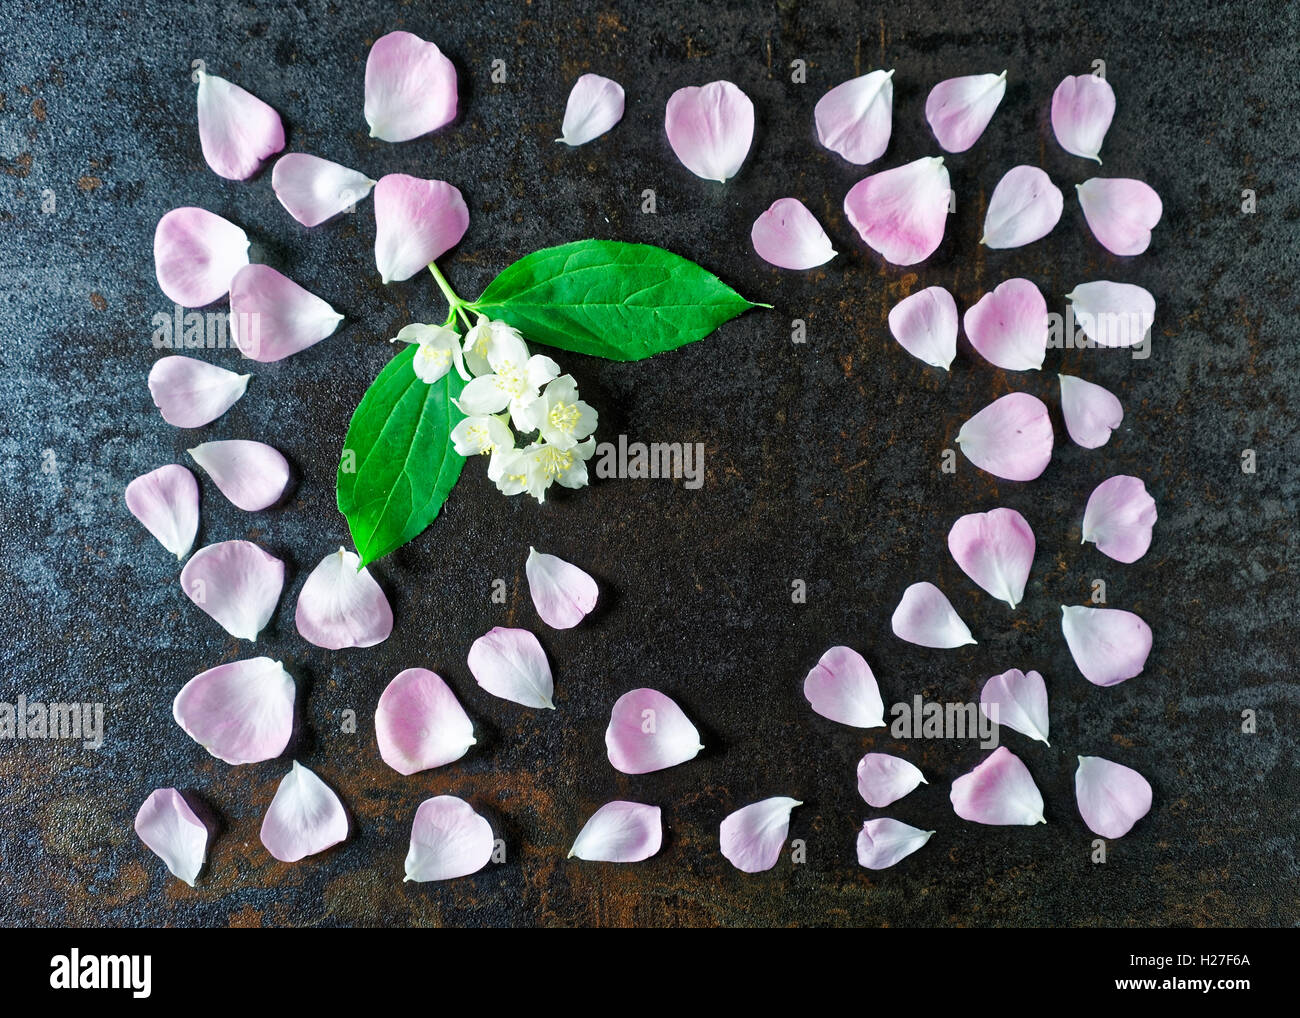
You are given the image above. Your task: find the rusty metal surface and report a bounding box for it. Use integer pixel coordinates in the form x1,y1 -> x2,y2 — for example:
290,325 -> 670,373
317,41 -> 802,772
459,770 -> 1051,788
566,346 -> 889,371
0,0 -> 1296,927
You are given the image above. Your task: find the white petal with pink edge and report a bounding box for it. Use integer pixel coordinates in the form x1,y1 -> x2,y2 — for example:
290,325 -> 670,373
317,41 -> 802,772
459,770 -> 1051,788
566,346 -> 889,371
719,797 -> 801,873
229,264 -> 343,362
950,746 -> 1046,825
405,796 -> 495,880
1082,475 -> 1157,563
373,174 -> 469,283
364,31 -> 458,142
856,818 -> 935,870
569,801 -> 662,862
467,627 -> 554,709
179,539 -> 284,641
814,69 -> 894,165
376,668 -> 475,776
925,71 -> 1006,152
1060,605 -> 1152,686
1075,756 -> 1152,838
153,207 -> 249,308
526,547 -> 598,629
962,278 -> 1049,371
1059,374 -> 1123,448
856,753 -> 926,807
294,547 -> 393,650
802,645 -> 884,728
751,198 -> 836,270
260,761 -> 349,862
125,464 -> 199,558
135,788 -> 210,886
1051,74 -> 1115,163
947,507 -> 1035,609
1077,178 -> 1163,255
979,668 -> 1050,746
272,153 -> 375,227
148,356 -> 250,428
196,71 -> 284,180
664,81 -> 754,182
188,440 -> 290,511
887,285 -> 958,370
981,165 -> 1063,249
955,392 -> 1054,481
605,687 -> 702,774
891,581 -> 976,648
172,657 -> 295,765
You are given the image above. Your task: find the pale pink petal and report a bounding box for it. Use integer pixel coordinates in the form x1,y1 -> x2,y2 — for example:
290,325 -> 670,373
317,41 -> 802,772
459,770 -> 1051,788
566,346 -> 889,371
719,797 -> 801,873
1051,74 -> 1115,163
172,657 -> 295,765
856,753 -> 926,807
947,507 -> 1035,609
1075,756 -> 1152,838
979,668 -> 1050,745
373,174 -> 469,283
568,801 -> 662,862
559,73 -> 625,146
179,539 -> 284,641
148,355 -> 250,428
1059,374 -> 1123,448
135,788 -> 209,886
124,464 -> 199,559
950,746 -> 1045,825
376,668 -> 475,776
887,285 -> 958,370
856,818 -> 934,870
188,440 -> 290,511
364,30 -> 458,142
259,761 -> 348,862
925,71 -> 1006,153
664,81 -> 754,183
844,156 -> 950,266
467,627 -> 554,709
1077,177 -> 1163,256
891,581 -> 975,648
1082,475 -> 1157,563
605,688 -> 702,775
526,547 -> 598,629
814,69 -> 894,165
751,198 -> 836,270
272,153 -> 376,227
404,795 -> 494,880
1060,605 -> 1152,686
963,278 -> 1048,371
802,645 -> 884,728
955,392 -> 1054,481
981,165 -> 1063,248
294,547 -> 393,649
153,207 -> 249,308
1066,280 -> 1156,349
195,71 -> 284,180
228,264 -> 343,362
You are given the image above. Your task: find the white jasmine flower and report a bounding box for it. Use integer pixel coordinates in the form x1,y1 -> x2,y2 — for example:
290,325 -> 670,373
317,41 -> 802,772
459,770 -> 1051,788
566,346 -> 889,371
488,438 -> 596,503
392,323 -> 467,384
455,326 -> 560,428
450,414 -> 514,457
517,374 -> 597,451
462,314 -> 523,377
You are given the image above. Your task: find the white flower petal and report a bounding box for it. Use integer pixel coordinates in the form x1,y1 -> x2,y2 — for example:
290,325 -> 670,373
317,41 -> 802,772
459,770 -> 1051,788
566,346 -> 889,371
195,71 -> 284,181
559,73 -> 625,146
172,657 -> 295,765
664,80 -> 754,182
228,264 -> 343,363
891,581 -> 976,648
856,818 -> 934,870
259,761 -> 349,862
1075,756 -> 1152,838
605,688 -> 702,774
376,669 -> 476,776
134,788 -> 209,886
179,540 -> 284,641
979,668 -> 1050,746
404,795 -> 495,880
719,797 -> 801,873
1066,280 -> 1156,349
568,801 -> 662,862
887,285 -> 958,370
1059,374 -> 1123,449
751,197 -> 836,270
294,547 -> 393,650
148,356 -> 250,429
271,153 -> 375,227
856,753 -> 926,807
1051,74 -> 1114,162
1060,605 -> 1153,686
188,439 -> 290,512
526,547 -> 598,629
124,464 -> 199,559
364,31 -> 458,142
467,627 -> 554,709
802,645 -> 884,728
814,69 -> 894,165
925,71 -> 1006,152
981,165 -> 1063,249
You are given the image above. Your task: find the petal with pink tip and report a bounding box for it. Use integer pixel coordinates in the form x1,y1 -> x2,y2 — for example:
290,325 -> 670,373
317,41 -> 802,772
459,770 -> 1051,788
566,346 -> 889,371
294,547 -> 393,650
888,285 -> 958,370
272,153 -> 375,227
844,156 -> 950,266
148,356 -> 250,428
364,31 -> 458,142
172,657 -> 295,765
664,81 -> 754,183
373,174 -> 469,284
135,788 -> 209,886
180,539 -> 284,641
467,627 -> 554,709
891,581 -> 975,649
229,264 -> 343,362
404,796 -> 494,881
980,668 -> 1050,746
1077,178 -> 1163,256
856,818 -> 934,870
376,668 -> 475,776
1060,605 -> 1152,686
153,207 -> 249,308
1066,280 -> 1156,349
526,547 -> 598,629
802,645 -> 884,728
925,71 -> 1006,153
719,797 -> 801,873
188,440 -> 290,511
955,392 -> 1054,481
559,73 -> 625,146
856,753 -> 926,807
195,71 -> 284,180
569,801 -> 662,862
947,507 -> 1035,609
950,746 -> 1045,825
963,278 -> 1048,371
1051,74 -> 1115,163
259,761 -> 348,862
1059,374 -> 1123,448
605,688 -> 702,775
814,69 -> 894,165
751,198 -> 836,270
981,165 -> 1063,249
1082,475 -> 1157,563
124,464 -> 199,559
1075,755 -> 1152,838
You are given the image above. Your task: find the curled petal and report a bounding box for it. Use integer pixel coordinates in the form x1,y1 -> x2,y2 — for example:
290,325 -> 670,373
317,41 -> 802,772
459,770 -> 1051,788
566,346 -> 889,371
179,539 -> 284,641
981,165 -> 1063,249
956,392 -> 1054,481
559,73 -> 625,146
1066,280 -> 1156,349
259,761 -> 348,862
980,668 -> 1050,746
719,797 -> 801,873
1059,374 -> 1123,448
664,80 -> 754,183
124,464 -> 199,559
751,198 -> 836,270
373,174 -> 469,284
405,796 -> 495,881
605,688 -> 702,775
526,547 -> 598,629
950,746 -> 1045,826
802,645 -> 884,728
196,71 -> 284,180
364,31 -> 458,142
294,547 -> 393,650
856,753 -> 926,807
148,356 -> 250,428
135,788 -> 209,886
188,439 -> 290,511
963,278 -> 1049,371
888,285 -> 958,370
844,156 -> 950,266
925,71 -> 1006,153
1082,475 -> 1157,563
947,507 -> 1035,609
153,207 -> 249,308
856,818 -> 934,870
376,668 -> 475,776
891,581 -> 975,649
1060,605 -> 1152,686
1051,74 -> 1115,162
467,627 -> 554,709
1075,756 -> 1152,838
569,801 -> 662,862
1077,177 -> 1163,256
229,264 -> 342,363
814,69 -> 894,165
272,153 -> 375,227
172,656 -> 295,765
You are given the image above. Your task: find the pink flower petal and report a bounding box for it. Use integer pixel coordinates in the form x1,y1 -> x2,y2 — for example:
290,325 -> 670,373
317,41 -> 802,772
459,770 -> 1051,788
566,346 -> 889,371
373,174 -> 469,284
979,668 -> 1050,746
1075,755 -> 1152,838
750,197 -> 836,270
962,278 -> 1049,371
568,801 -> 662,862
188,439 -> 290,511
228,264 -> 343,362
135,788 -> 209,886
925,71 -> 1006,153
467,627 -> 554,709
856,818 -> 934,870
1077,177 -> 1163,256
887,285 -> 958,370
719,797 -> 801,873
294,547 -> 393,650
272,153 -> 376,227
802,645 -> 884,728
376,668 -> 475,776
148,355 -> 250,428
153,207 -> 249,308
259,761 -> 348,862
856,753 -> 926,807
172,656 -> 295,765
124,464 -> 199,558
559,73 -> 625,146
981,165 -> 1063,249
950,746 -> 1045,826
1051,74 -> 1115,163
195,71 -> 284,180
404,795 -> 495,881
664,81 -> 754,183
605,688 -> 702,774
891,581 -> 976,649
364,31 -> 458,143
1066,280 -> 1156,349
180,539 -> 285,641
955,392 -> 1054,481
1060,605 -> 1152,686
814,69 -> 894,165
1082,475 -> 1157,563
526,547 -> 598,629
844,156 -> 950,266
1059,374 -> 1123,448
947,507 -> 1035,609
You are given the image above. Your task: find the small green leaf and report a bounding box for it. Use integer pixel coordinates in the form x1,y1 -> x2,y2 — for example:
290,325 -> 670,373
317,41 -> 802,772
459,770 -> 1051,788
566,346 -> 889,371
472,239 -> 763,361
336,345 -> 466,565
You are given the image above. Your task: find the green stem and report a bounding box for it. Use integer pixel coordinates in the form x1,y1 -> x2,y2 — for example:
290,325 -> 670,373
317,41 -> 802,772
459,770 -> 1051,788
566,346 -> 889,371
428,261 -> 477,331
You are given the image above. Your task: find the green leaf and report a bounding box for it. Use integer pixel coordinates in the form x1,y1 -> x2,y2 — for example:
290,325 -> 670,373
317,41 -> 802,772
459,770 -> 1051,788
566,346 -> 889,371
472,239 -> 763,361
336,345 -> 466,566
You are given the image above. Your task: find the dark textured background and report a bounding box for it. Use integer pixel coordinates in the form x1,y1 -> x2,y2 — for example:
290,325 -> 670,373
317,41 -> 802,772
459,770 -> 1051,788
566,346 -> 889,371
1,0 -> 1296,928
